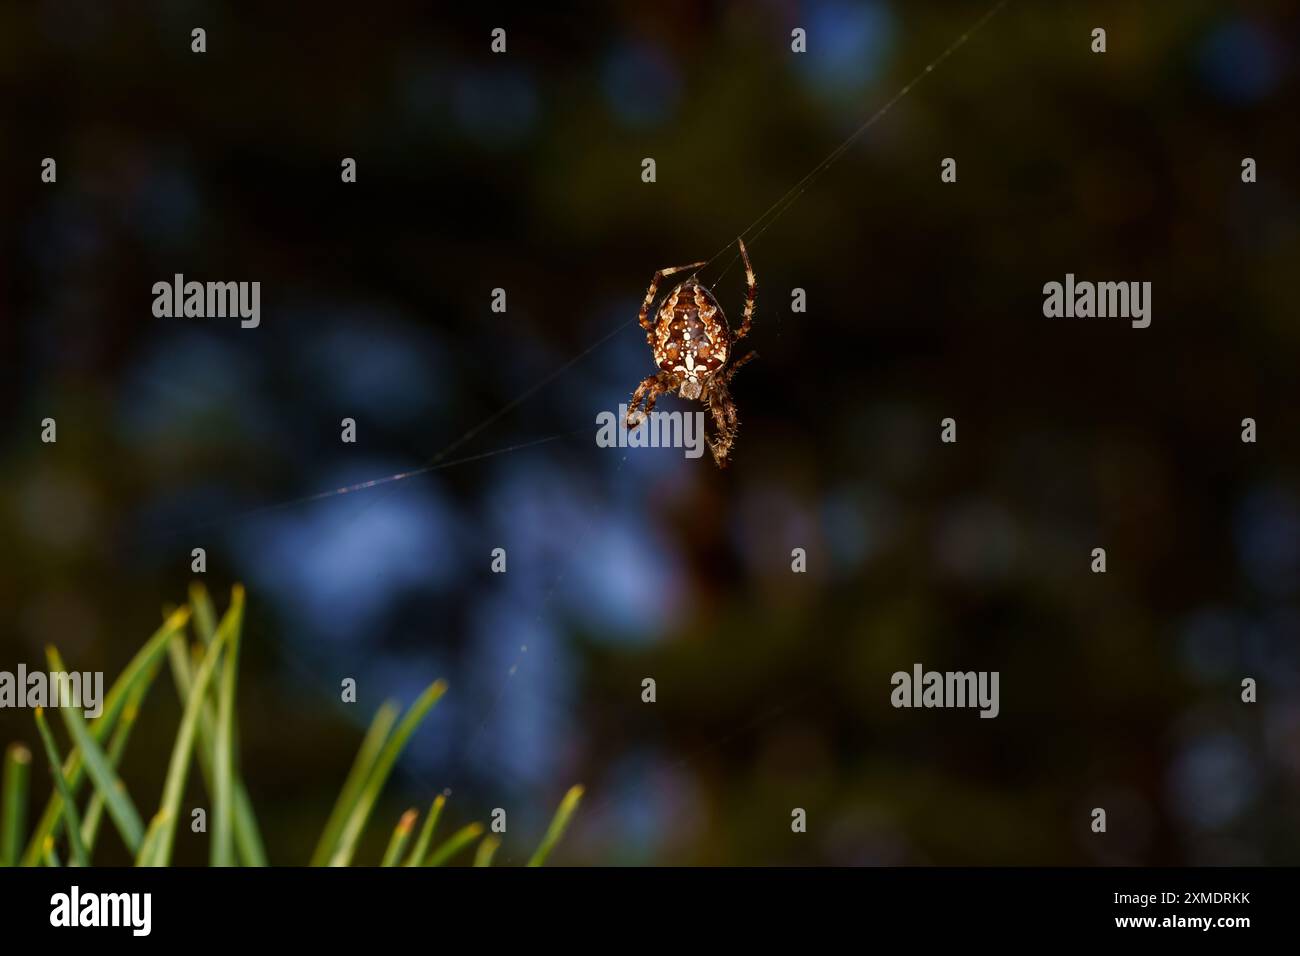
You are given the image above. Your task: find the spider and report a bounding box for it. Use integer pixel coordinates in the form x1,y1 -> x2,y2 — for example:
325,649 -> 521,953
626,238 -> 757,467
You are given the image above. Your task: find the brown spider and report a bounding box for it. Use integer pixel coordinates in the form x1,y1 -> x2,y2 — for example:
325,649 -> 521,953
626,238 -> 757,467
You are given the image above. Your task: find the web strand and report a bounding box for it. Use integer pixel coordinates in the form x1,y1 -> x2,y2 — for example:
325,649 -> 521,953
165,429 -> 586,539
169,312 -> 636,538
699,0 -> 1012,288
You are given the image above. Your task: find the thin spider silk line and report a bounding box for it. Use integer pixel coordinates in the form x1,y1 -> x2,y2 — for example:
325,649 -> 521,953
164,429 -> 586,539
234,310 -> 641,532
700,0 -> 1012,289
165,312 -> 636,537
404,315 -> 636,469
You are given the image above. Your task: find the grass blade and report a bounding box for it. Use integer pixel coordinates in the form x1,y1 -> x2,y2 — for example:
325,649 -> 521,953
328,679 -> 448,867
310,701 -> 399,867
380,809 -> 418,866
230,783 -> 267,866
527,784 -> 584,867
168,597 -> 268,866
136,810 -> 168,868
33,708 -> 88,867
42,836 -> 60,867
80,667 -> 151,854
473,834 -> 500,867
403,794 -> 445,867
138,624 -> 227,866
189,581 -> 219,644
46,647 -> 145,855
424,823 -> 484,867
81,652 -> 166,853
1,744 -> 32,866
212,585 -> 245,866
22,607 -> 189,866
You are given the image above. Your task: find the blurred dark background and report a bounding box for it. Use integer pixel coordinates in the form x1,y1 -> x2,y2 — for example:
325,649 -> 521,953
1,0 -> 1297,865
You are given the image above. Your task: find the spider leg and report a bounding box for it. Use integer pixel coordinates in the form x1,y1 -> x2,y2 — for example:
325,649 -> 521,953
699,350 -> 756,466
705,378 -> 739,468
732,238 -> 756,342
720,349 -> 757,386
626,370 -> 675,427
639,259 -> 708,336
708,419 -> 735,467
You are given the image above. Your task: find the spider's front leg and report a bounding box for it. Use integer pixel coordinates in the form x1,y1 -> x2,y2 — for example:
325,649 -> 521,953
639,259 -> 707,338
733,238 -> 756,342
626,370 -> 675,427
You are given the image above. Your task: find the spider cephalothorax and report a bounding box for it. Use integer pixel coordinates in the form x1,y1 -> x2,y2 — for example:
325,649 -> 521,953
626,238 -> 757,467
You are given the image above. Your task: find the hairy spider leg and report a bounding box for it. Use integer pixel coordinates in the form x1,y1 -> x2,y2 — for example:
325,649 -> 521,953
733,238 -> 756,342
720,349 -> 757,385
704,351 -> 757,466
639,260 -> 708,341
701,374 -> 735,467
626,370 -> 678,426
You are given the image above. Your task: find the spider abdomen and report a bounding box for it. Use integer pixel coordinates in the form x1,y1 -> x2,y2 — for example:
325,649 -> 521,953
652,279 -> 731,382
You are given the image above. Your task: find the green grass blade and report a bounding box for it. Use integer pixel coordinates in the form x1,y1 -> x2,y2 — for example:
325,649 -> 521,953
381,809 -> 418,866
403,794 -> 445,867
212,585 -> 245,866
328,679 -> 448,867
423,823 -> 483,867
33,708 -> 88,867
168,599 -> 268,866
42,836 -> 60,867
189,581 -> 219,644
473,834 -> 500,867
81,671 -> 148,854
136,810 -> 168,868
310,701 -> 400,867
527,784 -> 584,867
138,625 -> 227,866
231,784 -> 267,867
1,744 -> 32,867
46,647 -> 145,855
22,607 -> 190,866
